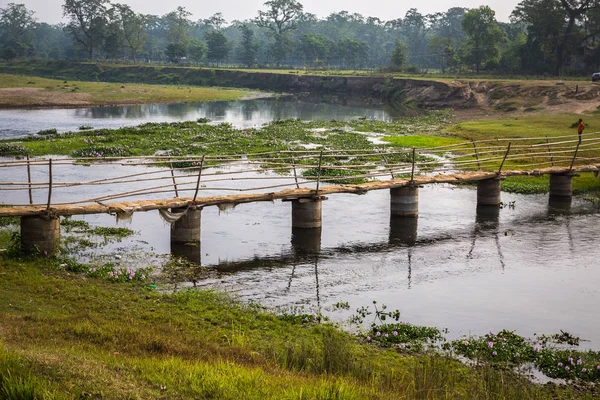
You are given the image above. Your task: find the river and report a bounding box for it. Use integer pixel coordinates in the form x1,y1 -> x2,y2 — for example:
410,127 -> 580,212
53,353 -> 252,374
1,98 -> 599,347
0,97 -> 419,139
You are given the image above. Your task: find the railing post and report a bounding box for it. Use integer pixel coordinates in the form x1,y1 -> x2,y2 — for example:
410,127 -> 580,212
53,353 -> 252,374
289,148 -> 300,189
410,148 -> 416,183
472,140 -> 481,170
26,154 -> 33,205
46,158 -> 53,210
569,140 -> 581,172
497,143 -> 511,175
377,148 -> 395,179
315,150 -> 324,195
192,155 -> 205,204
546,136 -> 554,167
169,158 -> 179,198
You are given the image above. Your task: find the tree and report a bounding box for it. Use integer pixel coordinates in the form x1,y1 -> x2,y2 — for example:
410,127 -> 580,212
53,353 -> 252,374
63,0 -> 109,59
204,13 -> 226,30
205,29 -> 229,66
112,4 -> 147,62
400,9 -> 428,66
334,38 -> 369,68
237,22 -> 258,67
428,35 -> 458,72
461,6 -> 505,74
0,3 -> 36,57
1,46 -> 17,60
165,42 -> 186,63
299,33 -> 330,66
188,38 -> 206,63
163,6 -> 191,47
513,0 -> 600,75
389,40 -> 408,71
256,0 -> 303,65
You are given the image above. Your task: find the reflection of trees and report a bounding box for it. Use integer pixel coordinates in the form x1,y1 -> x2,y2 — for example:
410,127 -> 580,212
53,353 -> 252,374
241,100 -> 259,120
205,101 -> 230,118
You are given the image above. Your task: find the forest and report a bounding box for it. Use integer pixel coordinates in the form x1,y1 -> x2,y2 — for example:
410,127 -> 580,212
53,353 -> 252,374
1,0 -> 600,76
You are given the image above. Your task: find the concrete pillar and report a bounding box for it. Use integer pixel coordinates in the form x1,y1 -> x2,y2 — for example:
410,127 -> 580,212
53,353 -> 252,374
549,174 -> 573,197
477,178 -> 502,206
21,215 -> 60,255
389,216 -> 418,246
291,199 -> 322,229
291,227 -> 322,255
390,186 -> 419,217
170,207 -> 201,243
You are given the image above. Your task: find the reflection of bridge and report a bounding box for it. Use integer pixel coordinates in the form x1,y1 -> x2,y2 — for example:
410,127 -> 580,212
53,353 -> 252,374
1,134 -> 599,255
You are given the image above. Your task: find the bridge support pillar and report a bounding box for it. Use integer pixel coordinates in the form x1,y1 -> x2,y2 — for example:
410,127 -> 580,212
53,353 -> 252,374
170,207 -> 201,243
390,186 -> 419,217
291,198 -> 322,229
477,178 -> 502,206
549,173 -> 573,197
21,215 -> 60,255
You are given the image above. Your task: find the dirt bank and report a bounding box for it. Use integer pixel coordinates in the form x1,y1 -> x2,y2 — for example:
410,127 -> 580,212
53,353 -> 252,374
0,61 -> 599,113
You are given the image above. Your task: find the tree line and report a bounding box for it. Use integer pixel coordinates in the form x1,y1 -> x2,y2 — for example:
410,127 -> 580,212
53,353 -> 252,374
1,0 -> 600,76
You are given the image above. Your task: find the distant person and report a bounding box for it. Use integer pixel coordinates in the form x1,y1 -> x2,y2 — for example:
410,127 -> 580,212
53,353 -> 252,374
578,118 -> 585,143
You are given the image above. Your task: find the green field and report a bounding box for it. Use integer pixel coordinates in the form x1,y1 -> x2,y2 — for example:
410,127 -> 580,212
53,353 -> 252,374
0,73 -> 249,107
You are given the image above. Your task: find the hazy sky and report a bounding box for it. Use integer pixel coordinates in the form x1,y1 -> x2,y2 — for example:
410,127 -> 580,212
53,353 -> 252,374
2,0 -> 518,25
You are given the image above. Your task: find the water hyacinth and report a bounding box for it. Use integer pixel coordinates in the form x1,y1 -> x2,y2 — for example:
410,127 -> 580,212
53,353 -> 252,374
492,351 -> 497,356
488,341 -> 494,348
565,366 -> 570,371
558,362 -> 563,367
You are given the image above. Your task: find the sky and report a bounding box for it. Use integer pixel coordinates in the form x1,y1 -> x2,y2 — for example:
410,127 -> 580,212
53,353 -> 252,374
1,0 -> 518,25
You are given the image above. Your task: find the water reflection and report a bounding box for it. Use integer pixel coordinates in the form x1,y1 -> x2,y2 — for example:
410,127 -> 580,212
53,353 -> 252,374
291,227 -> 322,256
0,97 -> 422,139
171,242 -> 201,265
548,195 -> 572,215
389,216 -> 418,246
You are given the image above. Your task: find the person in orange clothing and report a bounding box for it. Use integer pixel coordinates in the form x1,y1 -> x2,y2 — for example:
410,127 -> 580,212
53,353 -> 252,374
578,118 -> 585,143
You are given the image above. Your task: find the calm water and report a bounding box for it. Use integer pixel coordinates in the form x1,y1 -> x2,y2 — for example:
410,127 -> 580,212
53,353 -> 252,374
0,98 -> 416,139
2,158 -> 600,346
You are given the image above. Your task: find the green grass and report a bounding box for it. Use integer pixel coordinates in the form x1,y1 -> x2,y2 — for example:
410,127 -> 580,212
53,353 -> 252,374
501,173 -> 600,196
446,114 -> 599,141
383,135 -> 465,148
0,256 -> 595,399
0,73 -> 248,107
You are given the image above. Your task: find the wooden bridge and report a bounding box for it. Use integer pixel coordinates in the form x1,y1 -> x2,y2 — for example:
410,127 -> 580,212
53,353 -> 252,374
2,133 -> 600,255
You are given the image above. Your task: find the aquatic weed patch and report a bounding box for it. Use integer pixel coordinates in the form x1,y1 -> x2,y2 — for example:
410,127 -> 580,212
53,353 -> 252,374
448,329 -> 600,382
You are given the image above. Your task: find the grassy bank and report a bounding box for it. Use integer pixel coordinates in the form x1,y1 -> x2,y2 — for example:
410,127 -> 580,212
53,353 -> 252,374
0,73 -> 249,108
1,255 -> 597,399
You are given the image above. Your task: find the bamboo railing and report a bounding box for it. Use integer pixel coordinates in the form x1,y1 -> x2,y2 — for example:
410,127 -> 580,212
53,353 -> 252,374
1,133 -> 600,217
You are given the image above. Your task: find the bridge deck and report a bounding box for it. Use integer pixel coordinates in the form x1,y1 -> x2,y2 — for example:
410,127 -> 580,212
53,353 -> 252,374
1,165 -> 597,218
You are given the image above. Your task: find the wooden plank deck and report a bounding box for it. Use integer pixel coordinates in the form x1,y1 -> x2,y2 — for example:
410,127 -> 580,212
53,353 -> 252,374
2,165 -> 598,218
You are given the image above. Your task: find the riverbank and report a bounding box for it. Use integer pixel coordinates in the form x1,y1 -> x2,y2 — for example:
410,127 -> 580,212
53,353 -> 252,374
1,254 -> 597,399
2,61 -> 600,112
0,73 -> 254,109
